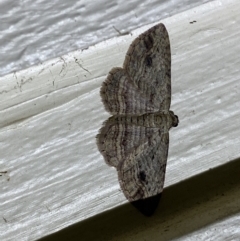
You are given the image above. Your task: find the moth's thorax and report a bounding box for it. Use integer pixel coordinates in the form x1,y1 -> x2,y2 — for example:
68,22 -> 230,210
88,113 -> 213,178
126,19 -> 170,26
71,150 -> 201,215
109,111 -> 178,129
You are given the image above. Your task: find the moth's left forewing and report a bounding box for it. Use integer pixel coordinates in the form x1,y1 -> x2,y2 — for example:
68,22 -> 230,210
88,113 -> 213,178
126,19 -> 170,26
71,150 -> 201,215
123,23 -> 171,111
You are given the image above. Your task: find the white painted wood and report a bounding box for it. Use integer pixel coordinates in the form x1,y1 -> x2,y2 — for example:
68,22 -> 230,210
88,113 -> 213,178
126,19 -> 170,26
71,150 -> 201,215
0,0 -> 240,240
0,0 -> 210,77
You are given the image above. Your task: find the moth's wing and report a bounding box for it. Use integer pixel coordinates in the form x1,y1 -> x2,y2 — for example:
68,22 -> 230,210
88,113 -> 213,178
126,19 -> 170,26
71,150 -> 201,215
124,23 -> 171,111
96,117 -> 158,168
100,67 -> 158,115
118,130 -> 169,201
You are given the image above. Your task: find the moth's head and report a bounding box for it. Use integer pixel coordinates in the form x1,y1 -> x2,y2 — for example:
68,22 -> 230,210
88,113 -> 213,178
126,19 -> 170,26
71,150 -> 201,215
173,115 -> 179,127
169,111 -> 179,127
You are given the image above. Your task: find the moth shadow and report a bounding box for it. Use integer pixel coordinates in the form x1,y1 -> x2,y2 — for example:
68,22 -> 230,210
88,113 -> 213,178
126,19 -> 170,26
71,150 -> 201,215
38,158 -> 240,241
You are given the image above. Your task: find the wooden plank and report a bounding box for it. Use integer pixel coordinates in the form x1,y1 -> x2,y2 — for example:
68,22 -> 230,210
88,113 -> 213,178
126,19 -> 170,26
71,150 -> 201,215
0,0 -> 240,240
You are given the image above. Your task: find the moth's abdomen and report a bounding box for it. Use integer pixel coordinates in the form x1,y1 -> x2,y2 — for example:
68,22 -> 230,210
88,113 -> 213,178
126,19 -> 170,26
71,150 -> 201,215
109,111 -> 178,129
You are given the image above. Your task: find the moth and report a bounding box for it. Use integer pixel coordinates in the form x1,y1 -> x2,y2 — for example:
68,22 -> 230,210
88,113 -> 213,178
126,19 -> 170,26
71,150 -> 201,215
96,23 -> 179,216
